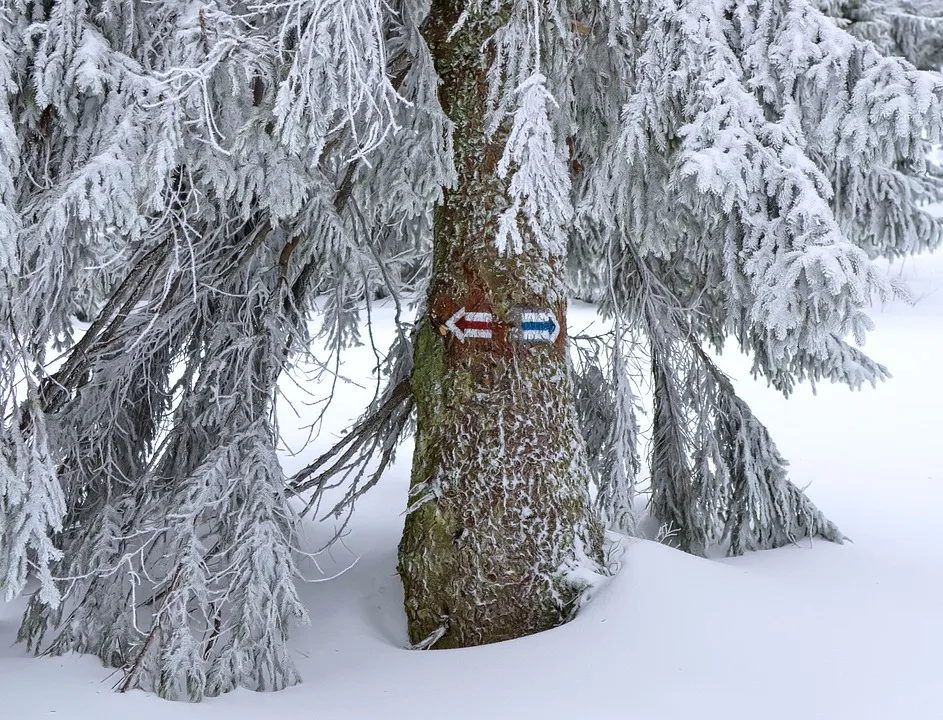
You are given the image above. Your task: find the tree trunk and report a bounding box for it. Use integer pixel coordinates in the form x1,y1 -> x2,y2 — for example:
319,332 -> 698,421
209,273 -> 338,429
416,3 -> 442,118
398,0 -> 604,649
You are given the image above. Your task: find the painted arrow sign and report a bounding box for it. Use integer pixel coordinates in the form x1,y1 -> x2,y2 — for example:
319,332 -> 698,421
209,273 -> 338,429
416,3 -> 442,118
445,307 -> 493,342
520,309 -> 560,343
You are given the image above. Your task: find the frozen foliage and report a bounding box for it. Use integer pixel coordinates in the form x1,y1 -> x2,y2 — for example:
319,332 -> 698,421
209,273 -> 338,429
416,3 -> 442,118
559,0 -> 942,553
817,0 -> 943,70
1,0 -> 942,699
571,321 -> 642,537
495,72 -> 574,256
1,0 -> 447,700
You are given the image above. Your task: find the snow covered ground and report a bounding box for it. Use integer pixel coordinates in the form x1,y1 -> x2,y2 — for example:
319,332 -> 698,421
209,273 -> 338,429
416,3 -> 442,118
2,251 -> 942,720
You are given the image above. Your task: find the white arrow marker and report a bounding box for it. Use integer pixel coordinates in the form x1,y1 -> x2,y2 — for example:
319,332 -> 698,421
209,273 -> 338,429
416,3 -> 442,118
445,307 -> 493,342
520,310 -> 560,343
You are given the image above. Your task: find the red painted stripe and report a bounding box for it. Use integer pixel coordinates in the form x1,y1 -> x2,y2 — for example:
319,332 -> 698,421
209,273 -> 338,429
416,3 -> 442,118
460,320 -> 492,330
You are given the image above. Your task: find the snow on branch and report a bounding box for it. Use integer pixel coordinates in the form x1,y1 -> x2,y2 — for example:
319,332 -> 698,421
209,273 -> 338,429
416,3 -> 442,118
598,227 -> 845,555
496,72 -> 573,256
269,0 -> 406,160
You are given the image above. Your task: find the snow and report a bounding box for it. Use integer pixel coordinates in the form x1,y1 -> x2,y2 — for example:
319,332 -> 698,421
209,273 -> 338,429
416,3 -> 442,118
3,253 -> 943,719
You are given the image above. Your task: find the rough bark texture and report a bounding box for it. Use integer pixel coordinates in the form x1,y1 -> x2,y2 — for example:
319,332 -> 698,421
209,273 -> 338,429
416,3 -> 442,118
397,0 -> 604,649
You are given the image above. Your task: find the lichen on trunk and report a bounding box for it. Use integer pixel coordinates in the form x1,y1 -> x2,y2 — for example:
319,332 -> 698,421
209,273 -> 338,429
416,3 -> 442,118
397,0 -> 604,649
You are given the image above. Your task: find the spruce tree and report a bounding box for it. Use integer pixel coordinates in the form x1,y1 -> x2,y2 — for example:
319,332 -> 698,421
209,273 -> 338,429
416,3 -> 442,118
1,0 -> 942,699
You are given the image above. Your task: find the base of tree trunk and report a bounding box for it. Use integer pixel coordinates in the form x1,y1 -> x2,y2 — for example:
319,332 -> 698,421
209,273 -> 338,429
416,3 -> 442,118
398,320 -> 604,649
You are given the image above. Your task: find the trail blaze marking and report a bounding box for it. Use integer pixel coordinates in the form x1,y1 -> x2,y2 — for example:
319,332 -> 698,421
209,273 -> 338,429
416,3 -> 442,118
520,310 -> 560,343
445,307 -> 493,342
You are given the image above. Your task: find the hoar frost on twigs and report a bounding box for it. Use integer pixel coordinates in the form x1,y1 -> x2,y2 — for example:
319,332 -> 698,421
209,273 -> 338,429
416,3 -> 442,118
1,0 -> 445,700
565,0 -> 939,551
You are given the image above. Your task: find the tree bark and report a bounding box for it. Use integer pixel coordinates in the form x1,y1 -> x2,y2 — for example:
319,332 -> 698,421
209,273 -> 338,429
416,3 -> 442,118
398,0 -> 604,649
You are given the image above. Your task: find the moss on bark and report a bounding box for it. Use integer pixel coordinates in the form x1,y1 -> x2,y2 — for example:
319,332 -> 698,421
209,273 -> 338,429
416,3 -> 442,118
397,0 -> 604,649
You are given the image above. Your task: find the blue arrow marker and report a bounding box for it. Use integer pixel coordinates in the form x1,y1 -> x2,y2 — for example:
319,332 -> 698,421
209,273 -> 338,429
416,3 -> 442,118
520,310 -> 560,343
522,319 -> 556,334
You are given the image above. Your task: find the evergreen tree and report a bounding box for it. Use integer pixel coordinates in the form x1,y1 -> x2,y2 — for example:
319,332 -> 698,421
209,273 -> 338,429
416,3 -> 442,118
1,0 -> 941,699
